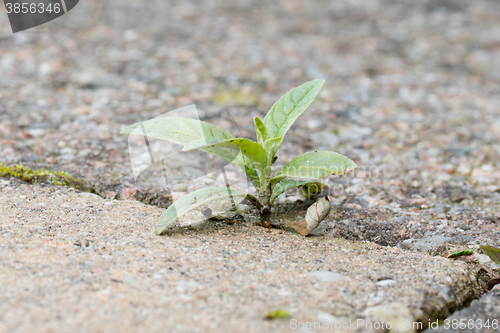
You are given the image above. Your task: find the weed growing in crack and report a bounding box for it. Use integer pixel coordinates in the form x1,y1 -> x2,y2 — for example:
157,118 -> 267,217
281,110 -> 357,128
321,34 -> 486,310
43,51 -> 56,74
121,79 -> 357,235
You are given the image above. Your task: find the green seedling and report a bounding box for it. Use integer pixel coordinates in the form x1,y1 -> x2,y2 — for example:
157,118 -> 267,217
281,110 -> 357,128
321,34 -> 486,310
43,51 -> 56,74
121,79 -> 357,234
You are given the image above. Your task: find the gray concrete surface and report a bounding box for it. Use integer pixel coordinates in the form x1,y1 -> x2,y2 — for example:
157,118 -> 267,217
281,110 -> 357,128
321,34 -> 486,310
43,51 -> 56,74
0,181 -> 484,332
1,0 -> 500,331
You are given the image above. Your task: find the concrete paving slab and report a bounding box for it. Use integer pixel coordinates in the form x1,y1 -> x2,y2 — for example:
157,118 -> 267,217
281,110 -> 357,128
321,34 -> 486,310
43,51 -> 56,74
0,183 -> 483,333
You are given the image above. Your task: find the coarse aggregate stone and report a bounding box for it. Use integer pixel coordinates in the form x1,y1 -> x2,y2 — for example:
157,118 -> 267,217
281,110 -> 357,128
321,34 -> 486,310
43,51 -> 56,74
422,289 -> 500,333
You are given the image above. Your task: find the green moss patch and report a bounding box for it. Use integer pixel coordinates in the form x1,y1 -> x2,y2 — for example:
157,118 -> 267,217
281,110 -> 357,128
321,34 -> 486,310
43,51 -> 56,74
449,249 -> 473,258
0,163 -> 92,191
265,309 -> 290,320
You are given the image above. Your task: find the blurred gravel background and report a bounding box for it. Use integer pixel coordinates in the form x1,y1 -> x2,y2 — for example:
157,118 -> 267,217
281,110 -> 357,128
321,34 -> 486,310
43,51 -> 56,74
1,0 -> 500,255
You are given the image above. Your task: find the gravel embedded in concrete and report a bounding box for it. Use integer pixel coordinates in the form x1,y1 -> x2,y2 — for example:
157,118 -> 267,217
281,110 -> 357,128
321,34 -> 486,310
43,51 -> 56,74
0,182 -> 484,332
1,0 -> 500,251
422,289 -> 500,333
2,0 -> 500,330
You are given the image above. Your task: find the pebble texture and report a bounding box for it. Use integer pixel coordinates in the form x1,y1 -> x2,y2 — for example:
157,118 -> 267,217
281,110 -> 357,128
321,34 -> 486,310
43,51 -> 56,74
1,0 -> 500,330
422,290 -> 500,333
0,0 -> 500,250
0,182 -> 483,332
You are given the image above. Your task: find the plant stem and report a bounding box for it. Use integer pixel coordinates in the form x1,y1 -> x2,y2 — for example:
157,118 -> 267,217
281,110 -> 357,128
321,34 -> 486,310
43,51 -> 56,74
257,181 -> 271,215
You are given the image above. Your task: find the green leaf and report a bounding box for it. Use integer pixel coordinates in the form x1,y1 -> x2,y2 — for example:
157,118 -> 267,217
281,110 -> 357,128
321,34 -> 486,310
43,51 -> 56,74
481,245 -> 500,264
263,79 -> 325,156
183,138 -> 268,178
254,117 -> 268,145
269,174 -> 287,187
261,137 -> 283,178
120,117 -> 233,145
261,137 -> 283,156
299,182 -> 327,199
273,151 -> 357,181
208,147 -> 260,187
270,179 -> 325,204
448,249 -> 473,258
120,117 -> 260,187
156,187 -> 252,235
